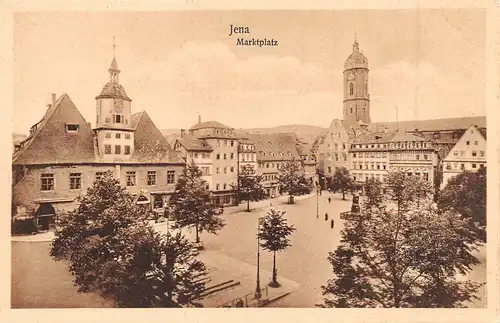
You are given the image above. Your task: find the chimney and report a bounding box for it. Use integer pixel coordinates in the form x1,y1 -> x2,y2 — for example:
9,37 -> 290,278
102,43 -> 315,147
181,129 -> 185,138
52,93 -> 56,107
198,115 -> 201,124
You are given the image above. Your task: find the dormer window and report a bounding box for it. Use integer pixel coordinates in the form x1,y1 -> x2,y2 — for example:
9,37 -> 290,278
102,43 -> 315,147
66,124 -> 79,132
433,131 -> 440,139
113,114 -> 123,124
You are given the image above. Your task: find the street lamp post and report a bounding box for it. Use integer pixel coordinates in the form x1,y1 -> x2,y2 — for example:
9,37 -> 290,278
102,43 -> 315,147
255,217 -> 262,301
316,187 -> 319,218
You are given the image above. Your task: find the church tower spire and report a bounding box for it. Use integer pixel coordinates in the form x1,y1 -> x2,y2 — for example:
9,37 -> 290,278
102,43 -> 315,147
343,36 -> 371,125
108,37 -> 120,83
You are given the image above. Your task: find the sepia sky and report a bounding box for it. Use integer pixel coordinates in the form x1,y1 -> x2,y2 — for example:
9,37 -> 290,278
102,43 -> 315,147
13,9 -> 486,133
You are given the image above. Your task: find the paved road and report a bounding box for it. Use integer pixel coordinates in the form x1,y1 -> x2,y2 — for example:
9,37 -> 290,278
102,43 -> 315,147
199,192 -> 352,307
11,241 -> 115,308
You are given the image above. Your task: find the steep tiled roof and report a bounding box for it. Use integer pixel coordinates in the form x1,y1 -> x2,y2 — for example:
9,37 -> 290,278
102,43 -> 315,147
246,133 -> 300,162
130,111 -> 185,163
96,82 -> 131,101
190,120 -> 231,131
352,131 -> 398,144
13,94 -> 97,165
391,132 -> 429,142
369,116 -> 486,133
176,135 -> 213,151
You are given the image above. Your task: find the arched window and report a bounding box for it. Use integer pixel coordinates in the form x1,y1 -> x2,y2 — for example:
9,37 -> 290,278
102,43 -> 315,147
349,83 -> 354,95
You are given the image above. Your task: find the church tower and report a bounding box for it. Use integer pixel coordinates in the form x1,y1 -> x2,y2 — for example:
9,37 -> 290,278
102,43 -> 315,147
94,39 -> 135,160
343,37 -> 371,125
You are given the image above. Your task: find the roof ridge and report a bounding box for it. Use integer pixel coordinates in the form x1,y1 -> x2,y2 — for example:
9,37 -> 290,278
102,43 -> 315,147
13,93 -> 69,163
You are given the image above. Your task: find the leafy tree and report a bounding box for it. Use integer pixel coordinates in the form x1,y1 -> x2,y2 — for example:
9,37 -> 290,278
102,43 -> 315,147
320,174 -> 482,308
152,231 -> 208,307
438,167 -> 486,243
386,171 -> 433,211
50,172 -> 207,307
169,161 -> 225,244
332,167 -> 352,200
236,164 -> 267,212
258,209 -> 296,287
364,177 -> 384,208
277,160 -> 303,204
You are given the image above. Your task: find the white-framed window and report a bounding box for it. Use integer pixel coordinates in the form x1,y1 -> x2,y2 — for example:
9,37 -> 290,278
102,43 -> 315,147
147,171 -> 157,186
69,173 -> 82,189
126,171 -> 136,186
41,173 -> 54,191
167,171 -> 176,184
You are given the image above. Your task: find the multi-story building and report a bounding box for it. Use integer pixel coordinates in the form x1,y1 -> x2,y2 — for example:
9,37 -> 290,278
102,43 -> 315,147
238,136 -> 257,172
388,132 -> 438,184
441,125 -> 486,189
246,133 -> 301,197
12,55 -> 185,230
173,134 -> 213,190
186,120 -> 239,206
313,118 -> 350,188
349,131 -> 395,188
349,131 -> 438,192
295,142 -> 317,184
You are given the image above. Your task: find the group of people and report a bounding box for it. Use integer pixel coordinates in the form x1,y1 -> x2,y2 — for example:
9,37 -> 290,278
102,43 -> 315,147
324,196 -> 334,229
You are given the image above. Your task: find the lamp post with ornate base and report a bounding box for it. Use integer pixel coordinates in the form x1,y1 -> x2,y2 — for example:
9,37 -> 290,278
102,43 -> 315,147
255,217 -> 262,302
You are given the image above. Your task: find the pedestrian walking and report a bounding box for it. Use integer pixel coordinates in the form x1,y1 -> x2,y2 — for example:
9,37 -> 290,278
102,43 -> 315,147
330,219 -> 334,229
328,197 -> 331,204
325,212 -> 328,221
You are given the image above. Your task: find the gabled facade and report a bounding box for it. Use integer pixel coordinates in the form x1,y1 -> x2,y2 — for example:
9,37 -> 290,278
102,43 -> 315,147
441,125 -> 486,188
173,135 -> 214,191
12,55 -> 185,230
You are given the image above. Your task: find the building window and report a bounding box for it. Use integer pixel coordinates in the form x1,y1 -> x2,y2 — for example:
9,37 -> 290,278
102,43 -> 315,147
416,155 -> 420,160
116,133 -> 121,139
41,173 -> 54,191
466,141 -> 470,145
113,114 -> 123,124
104,145 -> 112,154
125,134 -> 131,139
453,151 -> 459,157
216,167 -> 220,174
230,153 -> 234,159
216,154 -> 220,160
105,133 -> 111,139
460,163 -> 465,170
349,83 -> 354,95
223,183 -> 227,190
472,163 -> 477,169
472,151 -> 477,157
423,173 -> 429,182
359,165 -> 362,169
167,171 -> 176,184
353,153 -> 356,158
216,184 -> 220,190
206,184 -> 210,190
96,172 -> 106,180
480,151 -> 485,157
224,167 -> 227,174
479,164 -> 484,168
126,171 -> 136,186
474,140 -> 478,145
328,166 -> 332,173
69,173 -> 82,190
66,124 -> 79,132
147,171 -> 157,185
124,145 -> 131,155
115,145 -> 121,154
423,154 -> 428,160
224,154 -> 227,160
433,132 -> 440,139
230,166 -> 234,172
230,140 -> 234,147
383,165 -> 386,170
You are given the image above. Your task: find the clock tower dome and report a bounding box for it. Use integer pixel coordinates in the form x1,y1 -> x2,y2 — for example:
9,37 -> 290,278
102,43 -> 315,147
343,37 -> 371,125
94,42 -> 135,160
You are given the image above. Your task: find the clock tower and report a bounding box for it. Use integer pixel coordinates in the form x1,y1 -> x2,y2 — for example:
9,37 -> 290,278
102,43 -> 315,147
94,49 -> 135,160
343,37 -> 371,125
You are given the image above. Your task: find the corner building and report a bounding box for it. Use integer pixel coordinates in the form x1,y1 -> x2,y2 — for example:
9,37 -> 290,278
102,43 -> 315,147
12,56 -> 185,230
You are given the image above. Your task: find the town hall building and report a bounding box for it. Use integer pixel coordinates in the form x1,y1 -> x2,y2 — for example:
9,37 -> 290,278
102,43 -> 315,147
12,55 -> 185,231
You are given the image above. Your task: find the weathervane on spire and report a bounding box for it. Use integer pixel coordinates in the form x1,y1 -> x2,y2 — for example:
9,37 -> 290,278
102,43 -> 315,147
353,33 -> 359,51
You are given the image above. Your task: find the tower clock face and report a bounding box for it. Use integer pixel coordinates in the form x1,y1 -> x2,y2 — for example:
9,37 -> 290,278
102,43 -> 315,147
113,99 -> 124,113
348,73 -> 355,81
